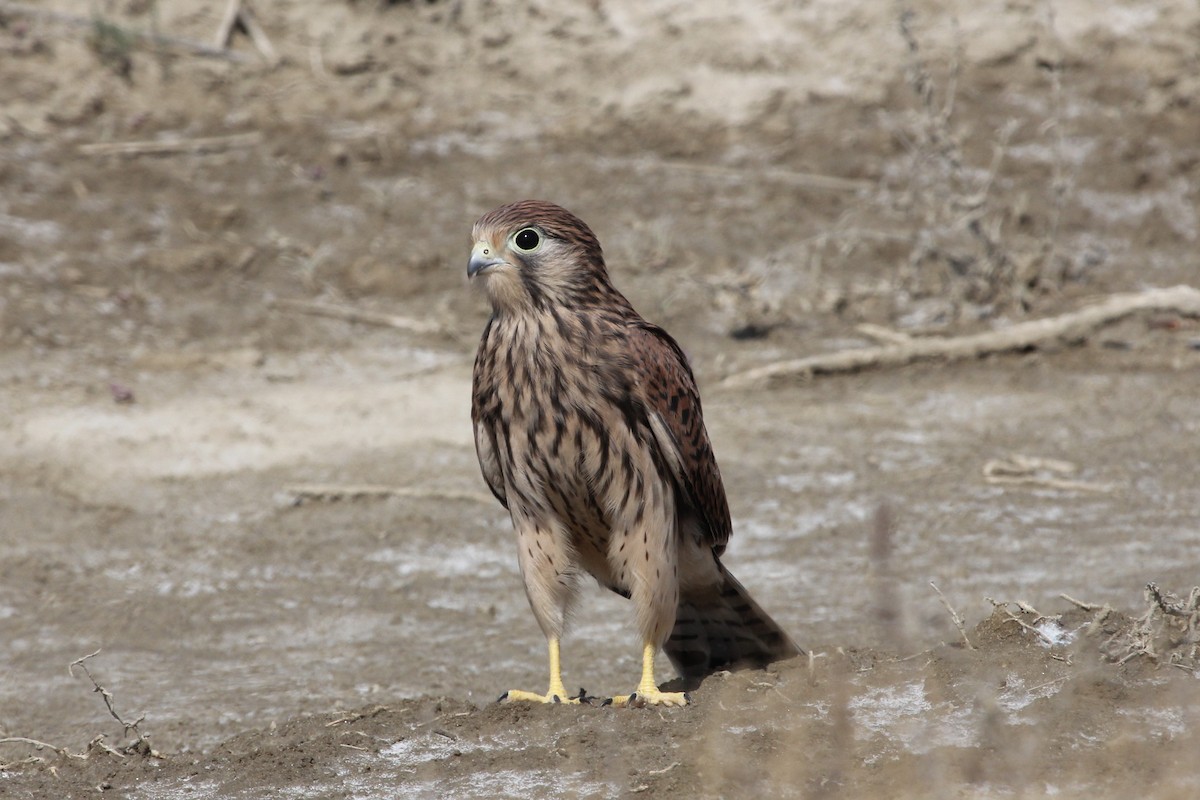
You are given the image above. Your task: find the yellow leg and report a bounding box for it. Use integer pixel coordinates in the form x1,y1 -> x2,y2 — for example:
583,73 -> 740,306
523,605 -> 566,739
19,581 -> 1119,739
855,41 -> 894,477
499,638 -> 582,704
608,642 -> 690,707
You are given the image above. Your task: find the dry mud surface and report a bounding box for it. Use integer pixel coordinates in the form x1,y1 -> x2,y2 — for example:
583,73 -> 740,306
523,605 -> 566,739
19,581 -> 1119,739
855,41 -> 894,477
2,1 -> 1200,798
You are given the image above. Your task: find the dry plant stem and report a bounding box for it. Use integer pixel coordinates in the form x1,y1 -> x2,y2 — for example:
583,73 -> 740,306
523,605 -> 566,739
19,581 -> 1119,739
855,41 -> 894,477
1037,0 -> 1069,276
982,453 -> 1116,495
987,598 -> 1056,645
985,475 -> 1112,493
284,483 -> 495,506
855,323 -> 913,345
69,650 -> 158,757
79,132 -> 262,158
267,298 -> 443,335
214,0 -> 278,64
1146,583 -> 1200,618
930,581 -> 975,650
719,285 -> 1200,389
0,737 -> 86,762
214,0 -> 242,48
0,1 -> 251,62
1060,593 -> 1102,611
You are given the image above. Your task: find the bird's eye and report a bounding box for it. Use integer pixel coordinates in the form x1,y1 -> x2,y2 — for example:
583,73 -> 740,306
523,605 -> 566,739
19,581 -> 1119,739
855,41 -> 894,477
514,228 -> 540,251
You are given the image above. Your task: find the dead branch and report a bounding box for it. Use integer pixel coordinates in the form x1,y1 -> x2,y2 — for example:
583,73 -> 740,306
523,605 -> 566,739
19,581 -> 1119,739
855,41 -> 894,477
214,0 -> 278,65
1100,584 -> 1200,669
267,298 -> 443,335
78,131 -> 262,158
69,650 -> 160,758
983,454 -> 1112,493
214,0 -> 242,49
930,581 -> 975,650
855,323 -> 913,346
1146,582 -> 1200,619
0,1 -> 251,62
1060,593 -> 1102,612
283,483 -> 495,506
986,598 -> 1058,645
0,737 -> 86,764
719,285 -> 1200,389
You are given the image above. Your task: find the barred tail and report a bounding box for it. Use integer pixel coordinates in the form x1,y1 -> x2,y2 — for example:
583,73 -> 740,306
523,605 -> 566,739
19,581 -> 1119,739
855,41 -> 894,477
664,564 -> 802,681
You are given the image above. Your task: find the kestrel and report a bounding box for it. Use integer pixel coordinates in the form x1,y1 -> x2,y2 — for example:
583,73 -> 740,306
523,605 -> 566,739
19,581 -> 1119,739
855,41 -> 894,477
469,200 -> 800,706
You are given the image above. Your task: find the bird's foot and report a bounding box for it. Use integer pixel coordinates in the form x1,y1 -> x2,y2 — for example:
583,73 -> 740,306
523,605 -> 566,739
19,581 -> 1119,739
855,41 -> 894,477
605,687 -> 690,708
498,686 -> 593,705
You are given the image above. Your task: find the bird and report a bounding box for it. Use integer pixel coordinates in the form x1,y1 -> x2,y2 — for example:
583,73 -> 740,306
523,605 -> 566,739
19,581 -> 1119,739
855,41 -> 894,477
468,200 -> 800,706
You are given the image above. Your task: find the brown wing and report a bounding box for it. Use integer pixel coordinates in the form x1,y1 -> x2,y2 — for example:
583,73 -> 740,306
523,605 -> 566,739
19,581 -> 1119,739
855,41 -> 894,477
629,322 -> 732,551
472,318 -> 508,509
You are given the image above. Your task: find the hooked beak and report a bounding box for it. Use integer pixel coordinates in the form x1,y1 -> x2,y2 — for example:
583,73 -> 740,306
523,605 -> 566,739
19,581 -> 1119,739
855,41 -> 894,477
468,241 -> 504,278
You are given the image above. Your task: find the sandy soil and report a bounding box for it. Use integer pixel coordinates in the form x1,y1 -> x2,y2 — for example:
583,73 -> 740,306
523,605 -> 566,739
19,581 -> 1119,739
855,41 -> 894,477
2,1 -> 1199,797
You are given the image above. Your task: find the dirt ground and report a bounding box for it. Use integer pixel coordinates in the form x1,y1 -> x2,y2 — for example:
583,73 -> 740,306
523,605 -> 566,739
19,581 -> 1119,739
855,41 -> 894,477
2,1 -> 1200,797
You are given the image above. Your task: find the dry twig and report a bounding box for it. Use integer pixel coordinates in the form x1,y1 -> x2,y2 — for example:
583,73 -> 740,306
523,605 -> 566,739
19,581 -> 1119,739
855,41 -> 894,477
1059,593 -> 1102,612
982,454 -> 1112,493
284,483 -> 495,506
986,598 -> 1059,645
69,650 -> 160,758
214,0 -> 278,65
1100,584 -> 1200,668
720,285 -> 1200,389
79,132 -> 262,158
268,298 -> 443,335
0,736 -> 87,767
930,581 -> 975,650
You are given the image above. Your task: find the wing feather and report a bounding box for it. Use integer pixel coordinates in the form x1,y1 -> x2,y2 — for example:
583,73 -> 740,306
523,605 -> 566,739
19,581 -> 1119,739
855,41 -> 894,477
629,322 -> 732,550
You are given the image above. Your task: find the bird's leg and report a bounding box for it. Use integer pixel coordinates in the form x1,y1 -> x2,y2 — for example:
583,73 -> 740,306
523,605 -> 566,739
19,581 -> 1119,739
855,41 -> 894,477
608,642 -> 690,707
499,637 -> 582,704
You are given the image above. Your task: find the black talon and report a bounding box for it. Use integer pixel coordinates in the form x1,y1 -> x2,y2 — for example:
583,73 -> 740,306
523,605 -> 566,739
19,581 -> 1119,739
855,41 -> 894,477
601,697 -> 613,707
552,694 -> 562,704
497,691 -> 510,703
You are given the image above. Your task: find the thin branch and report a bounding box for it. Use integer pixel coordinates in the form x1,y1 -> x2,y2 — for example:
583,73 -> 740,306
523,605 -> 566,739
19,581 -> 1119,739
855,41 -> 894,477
1060,593 -> 1102,612
930,581 -> 975,650
78,132 -> 262,158
283,483 -> 496,506
720,285 -> 1200,389
268,298 -> 444,335
69,650 -> 160,758
0,737 -> 86,762
986,598 -> 1057,645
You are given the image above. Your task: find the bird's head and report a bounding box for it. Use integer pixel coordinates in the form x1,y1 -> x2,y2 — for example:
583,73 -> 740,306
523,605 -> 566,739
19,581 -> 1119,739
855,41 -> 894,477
468,200 -> 611,313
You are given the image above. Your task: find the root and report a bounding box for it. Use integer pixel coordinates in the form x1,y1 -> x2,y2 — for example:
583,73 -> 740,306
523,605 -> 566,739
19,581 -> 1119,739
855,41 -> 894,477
1102,584 -> 1200,670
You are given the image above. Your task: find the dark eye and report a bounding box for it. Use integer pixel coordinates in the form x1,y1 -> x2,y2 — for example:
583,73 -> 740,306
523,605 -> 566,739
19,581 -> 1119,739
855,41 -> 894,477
514,228 -> 540,251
